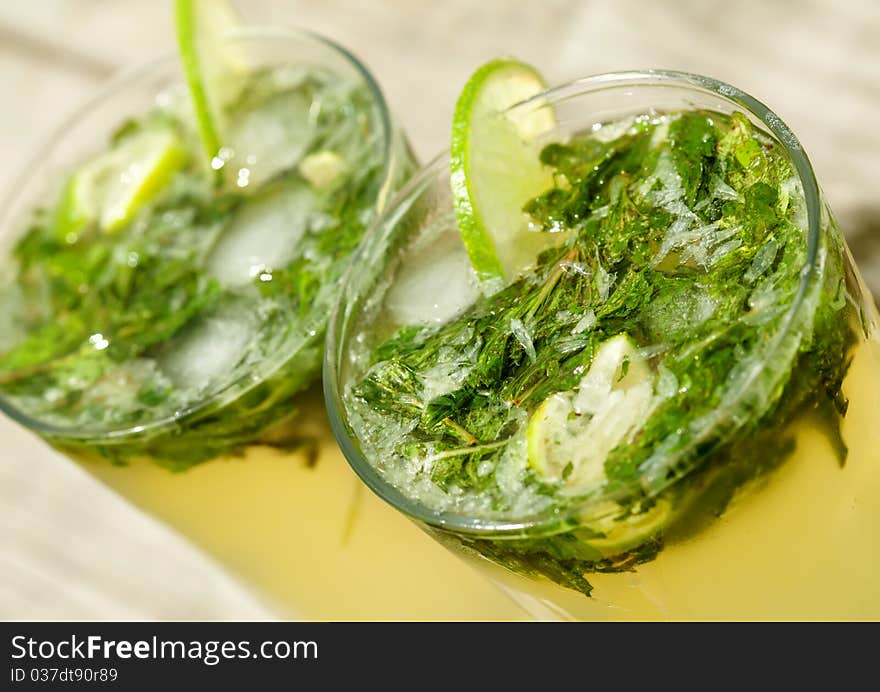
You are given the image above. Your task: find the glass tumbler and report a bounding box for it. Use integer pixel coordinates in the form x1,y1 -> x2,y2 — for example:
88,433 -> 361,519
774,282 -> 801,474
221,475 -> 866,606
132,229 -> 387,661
0,26 -> 523,621
325,70 -> 880,621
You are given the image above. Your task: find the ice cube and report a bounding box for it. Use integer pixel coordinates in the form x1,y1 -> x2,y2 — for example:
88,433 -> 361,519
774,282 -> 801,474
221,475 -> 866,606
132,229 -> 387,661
225,90 -> 313,189
207,185 -> 315,288
385,229 -> 480,326
158,299 -> 260,392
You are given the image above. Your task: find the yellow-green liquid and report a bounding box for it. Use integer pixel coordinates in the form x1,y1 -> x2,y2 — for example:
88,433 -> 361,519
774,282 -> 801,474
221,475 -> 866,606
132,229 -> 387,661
81,387 -> 525,621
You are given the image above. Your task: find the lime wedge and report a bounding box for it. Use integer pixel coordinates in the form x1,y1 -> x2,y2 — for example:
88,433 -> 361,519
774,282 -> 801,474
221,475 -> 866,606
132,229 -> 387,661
450,58 -> 557,283
57,129 -> 187,237
54,176 -> 92,241
175,0 -> 244,169
583,498 -> 675,557
526,335 -> 656,492
527,392 -> 586,483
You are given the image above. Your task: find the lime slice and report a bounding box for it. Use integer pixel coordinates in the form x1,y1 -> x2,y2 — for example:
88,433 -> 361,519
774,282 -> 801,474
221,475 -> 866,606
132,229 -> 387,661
175,0 -> 244,168
56,129 -> 187,237
527,392 -> 588,483
579,499 -> 674,557
527,335 -> 656,492
450,58 -> 557,283
54,176 -> 92,241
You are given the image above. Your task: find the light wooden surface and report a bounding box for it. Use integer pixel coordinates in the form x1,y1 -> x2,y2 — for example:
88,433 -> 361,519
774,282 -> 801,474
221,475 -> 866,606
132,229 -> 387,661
2,0 -> 879,620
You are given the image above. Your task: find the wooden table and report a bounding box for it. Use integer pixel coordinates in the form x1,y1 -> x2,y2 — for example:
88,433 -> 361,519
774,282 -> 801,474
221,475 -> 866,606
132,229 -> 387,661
2,0 -> 879,620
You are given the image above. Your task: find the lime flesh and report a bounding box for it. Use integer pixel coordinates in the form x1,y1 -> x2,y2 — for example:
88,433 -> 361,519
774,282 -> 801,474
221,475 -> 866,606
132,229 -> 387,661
526,335 -> 656,493
450,58 -> 558,283
57,129 -> 187,236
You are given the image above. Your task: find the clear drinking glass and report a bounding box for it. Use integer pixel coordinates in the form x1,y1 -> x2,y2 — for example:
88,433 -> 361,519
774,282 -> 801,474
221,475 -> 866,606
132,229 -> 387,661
326,70 -> 880,621
0,27 -> 525,621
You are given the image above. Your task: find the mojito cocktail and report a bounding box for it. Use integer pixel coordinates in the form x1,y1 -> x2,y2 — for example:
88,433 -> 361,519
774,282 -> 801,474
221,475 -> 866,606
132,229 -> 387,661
328,68 -> 880,620
0,23 -> 522,620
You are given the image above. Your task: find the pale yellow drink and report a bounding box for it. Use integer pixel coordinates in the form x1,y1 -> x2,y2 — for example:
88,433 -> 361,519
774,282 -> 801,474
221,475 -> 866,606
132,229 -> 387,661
82,386 -> 525,621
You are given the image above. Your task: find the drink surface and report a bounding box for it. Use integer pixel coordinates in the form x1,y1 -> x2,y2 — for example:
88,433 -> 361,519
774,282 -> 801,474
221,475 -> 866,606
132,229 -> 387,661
0,62 -> 391,465
341,107 -> 878,610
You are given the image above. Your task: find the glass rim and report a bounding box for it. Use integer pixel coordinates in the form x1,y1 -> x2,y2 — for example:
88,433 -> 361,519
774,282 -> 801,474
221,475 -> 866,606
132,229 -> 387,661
0,24 -> 399,441
324,68 -> 824,538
